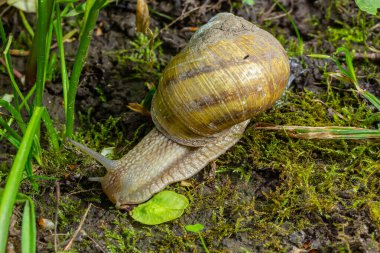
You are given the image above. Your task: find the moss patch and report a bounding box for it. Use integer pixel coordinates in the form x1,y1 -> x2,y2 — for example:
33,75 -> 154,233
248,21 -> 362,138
34,89 -> 380,252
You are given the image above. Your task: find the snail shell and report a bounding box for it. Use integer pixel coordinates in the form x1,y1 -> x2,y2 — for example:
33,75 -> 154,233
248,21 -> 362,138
68,13 -> 290,208
152,13 -> 289,146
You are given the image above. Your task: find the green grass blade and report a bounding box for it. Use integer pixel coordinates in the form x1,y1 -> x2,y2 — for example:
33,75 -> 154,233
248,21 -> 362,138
19,84 -> 36,111
0,17 -> 6,43
32,135 -> 42,166
35,0 -> 55,107
0,116 -> 22,145
42,108 -> 59,149
336,47 -> 358,85
274,0 -> 303,55
54,3 -> 69,116
255,125 -> 380,140
25,156 -> 39,191
0,99 -> 26,133
19,10 -> 35,37
21,197 -> 36,253
66,0 -> 108,137
44,9 -> 55,80
0,117 -> 22,140
198,233 -> 210,253
0,106 -> 44,253
360,90 -> 380,111
307,54 -> 332,59
0,116 -> 42,165
331,47 -> 380,111
3,34 -> 28,113
0,190 -> 37,253
0,131 -> 21,148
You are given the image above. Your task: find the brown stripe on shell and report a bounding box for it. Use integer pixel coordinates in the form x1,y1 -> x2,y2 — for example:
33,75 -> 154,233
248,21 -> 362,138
210,102 -> 272,128
161,36 -> 259,87
185,81 -> 263,110
164,56 -> 253,85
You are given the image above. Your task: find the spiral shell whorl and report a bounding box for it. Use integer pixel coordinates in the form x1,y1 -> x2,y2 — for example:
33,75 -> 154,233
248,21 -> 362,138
152,13 -> 290,146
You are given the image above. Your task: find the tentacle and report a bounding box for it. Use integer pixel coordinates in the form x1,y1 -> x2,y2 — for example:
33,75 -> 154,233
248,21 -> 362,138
67,138 -> 117,171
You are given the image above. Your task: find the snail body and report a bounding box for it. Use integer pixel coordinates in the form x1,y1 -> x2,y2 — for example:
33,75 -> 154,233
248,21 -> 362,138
69,13 -> 290,208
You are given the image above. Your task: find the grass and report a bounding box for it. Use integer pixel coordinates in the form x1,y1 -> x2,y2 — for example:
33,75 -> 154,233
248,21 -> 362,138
0,107 -> 42,251
65,0 -> 108,137
109,28 -> 165,81
273,0 -> 303,56
0,1 -> 107,251
258,47 -> 380,139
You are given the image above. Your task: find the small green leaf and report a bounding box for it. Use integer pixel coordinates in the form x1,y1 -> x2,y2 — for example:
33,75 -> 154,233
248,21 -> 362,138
185,223 -> 204,233
243,0 -> 254,5
130,191 -> 189,225
307,54 -> 331,60
355,0 -> 380,15
101,147 -> 115,158
64,2 -> 86,17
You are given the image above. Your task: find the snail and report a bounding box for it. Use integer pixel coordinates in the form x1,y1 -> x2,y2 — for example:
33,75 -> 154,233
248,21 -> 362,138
68,13 -> 290,209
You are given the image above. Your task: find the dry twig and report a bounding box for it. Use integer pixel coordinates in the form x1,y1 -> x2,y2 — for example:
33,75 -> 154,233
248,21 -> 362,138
63,203 -> 93,251
54,181 -> 60,252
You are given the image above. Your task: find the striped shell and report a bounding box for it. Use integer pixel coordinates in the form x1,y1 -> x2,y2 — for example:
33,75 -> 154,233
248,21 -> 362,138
151,13 -> 290,147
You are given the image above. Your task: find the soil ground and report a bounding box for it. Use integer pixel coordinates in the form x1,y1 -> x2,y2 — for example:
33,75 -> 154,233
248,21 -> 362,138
1,0 -> 380,252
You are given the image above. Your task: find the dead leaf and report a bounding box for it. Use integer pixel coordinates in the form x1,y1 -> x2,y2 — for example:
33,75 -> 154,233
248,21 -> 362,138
128,103 -> 151,117
136,0 -> 150,34
180,180 -> 192,187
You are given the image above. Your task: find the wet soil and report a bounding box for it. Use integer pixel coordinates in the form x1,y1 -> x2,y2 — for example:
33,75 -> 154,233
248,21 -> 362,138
1,0 -> 380,252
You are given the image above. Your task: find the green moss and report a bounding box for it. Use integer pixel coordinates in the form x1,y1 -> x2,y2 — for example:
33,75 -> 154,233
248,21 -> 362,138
323,10 -> 379,49
75,113 -> 148,160
32,66 -> 380,252
275,33 -> 300,57
180,90 -> 380,251
103,224 -> 127,252
58,196 -> 83,228
39,88 -> 379,252
326,24 -> 365,45
108,29 -> 165,82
